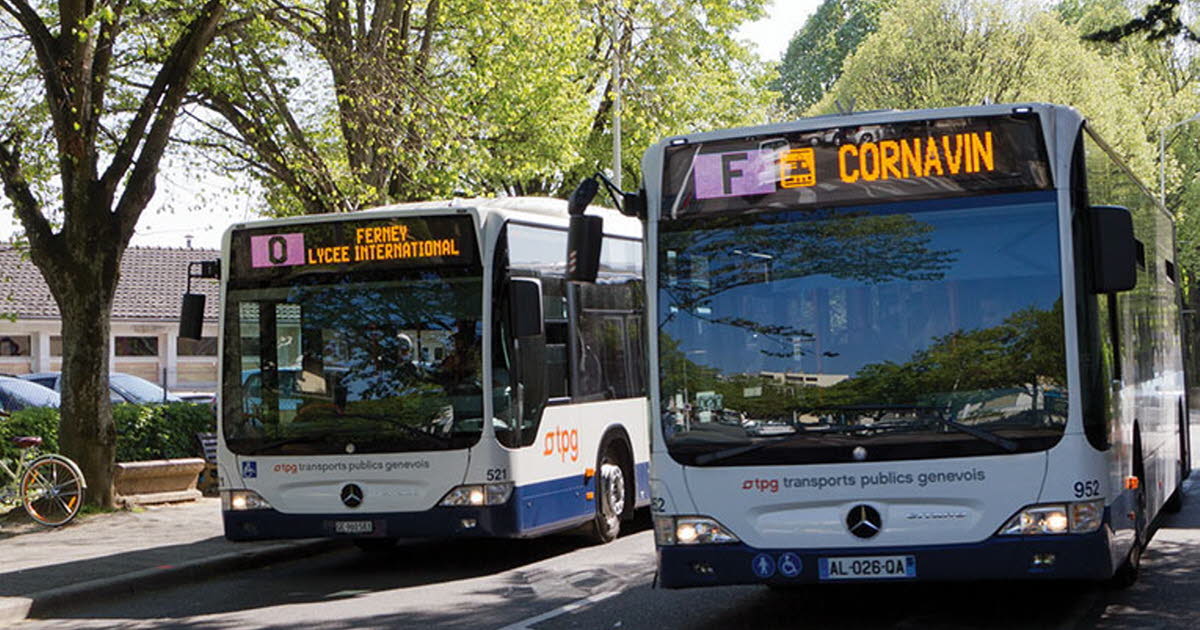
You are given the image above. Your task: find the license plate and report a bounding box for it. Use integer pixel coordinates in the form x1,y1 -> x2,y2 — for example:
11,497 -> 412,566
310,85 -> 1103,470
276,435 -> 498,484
334,520 -> 374,535
818,555 -> 916,580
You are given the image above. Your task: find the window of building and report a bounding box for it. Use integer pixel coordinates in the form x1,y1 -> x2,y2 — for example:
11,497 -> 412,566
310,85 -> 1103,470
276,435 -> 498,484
115,336 -> 159,357
0,335 -> 30,356
178,337 -> 218,357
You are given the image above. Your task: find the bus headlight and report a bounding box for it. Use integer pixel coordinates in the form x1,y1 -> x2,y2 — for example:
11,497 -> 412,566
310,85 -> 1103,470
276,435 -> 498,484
998,500 -> 1104,535
654,515 -> 739,545
222,489 -> 273,511
439,482 -> 513,506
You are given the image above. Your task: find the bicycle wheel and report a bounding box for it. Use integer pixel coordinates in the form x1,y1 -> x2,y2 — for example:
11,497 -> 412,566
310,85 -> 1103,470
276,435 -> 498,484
21,455 -> 86,527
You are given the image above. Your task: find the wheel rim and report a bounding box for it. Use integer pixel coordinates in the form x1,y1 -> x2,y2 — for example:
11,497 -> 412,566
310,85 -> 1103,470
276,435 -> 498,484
600,460 -> 625,531
23,458 -> 83,526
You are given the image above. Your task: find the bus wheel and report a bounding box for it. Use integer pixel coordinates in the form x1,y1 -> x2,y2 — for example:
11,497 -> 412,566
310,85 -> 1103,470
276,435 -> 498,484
354,538 -> 398,553
589,444 -> 628,544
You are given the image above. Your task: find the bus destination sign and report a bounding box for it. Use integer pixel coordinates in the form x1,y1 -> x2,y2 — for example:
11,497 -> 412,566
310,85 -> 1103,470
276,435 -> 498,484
233,215 -> 477,278
666,114 -> 1051,217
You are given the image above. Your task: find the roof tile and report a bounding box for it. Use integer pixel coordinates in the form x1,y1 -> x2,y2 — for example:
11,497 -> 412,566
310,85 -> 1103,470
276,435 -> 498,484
0,244 -> 220,322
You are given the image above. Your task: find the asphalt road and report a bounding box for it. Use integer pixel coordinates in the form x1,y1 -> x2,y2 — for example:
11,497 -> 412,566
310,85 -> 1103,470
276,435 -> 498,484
21,427 -> 1200,630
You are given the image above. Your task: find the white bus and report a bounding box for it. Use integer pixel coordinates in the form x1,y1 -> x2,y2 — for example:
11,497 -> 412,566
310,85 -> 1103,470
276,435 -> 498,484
568,103 -> 1188,586
182,198 -> 650,547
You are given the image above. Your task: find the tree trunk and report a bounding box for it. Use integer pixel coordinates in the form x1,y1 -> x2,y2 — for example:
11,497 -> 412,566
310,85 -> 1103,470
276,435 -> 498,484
50,261 -> 120,509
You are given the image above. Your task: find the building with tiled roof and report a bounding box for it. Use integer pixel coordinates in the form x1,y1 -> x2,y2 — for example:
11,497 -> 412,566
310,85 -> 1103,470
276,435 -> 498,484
0,244 -> 221,390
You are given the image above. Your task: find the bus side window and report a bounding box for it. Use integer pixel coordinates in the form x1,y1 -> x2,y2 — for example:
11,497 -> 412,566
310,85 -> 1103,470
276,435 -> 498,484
572,236 -> 645,402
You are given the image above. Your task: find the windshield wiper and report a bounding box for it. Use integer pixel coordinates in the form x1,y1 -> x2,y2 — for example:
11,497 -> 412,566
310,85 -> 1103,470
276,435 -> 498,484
923,412 -> 1018,452
243,435 -> 329,455
692,429 -> 858,465
829,404 -> 1019,452
242,416 -> 453,454
325,412 -> 455,447
690,404 -> 1018,465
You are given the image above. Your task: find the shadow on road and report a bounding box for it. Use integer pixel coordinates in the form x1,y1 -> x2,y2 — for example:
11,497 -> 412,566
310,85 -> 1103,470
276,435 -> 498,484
39,511 -> 654,624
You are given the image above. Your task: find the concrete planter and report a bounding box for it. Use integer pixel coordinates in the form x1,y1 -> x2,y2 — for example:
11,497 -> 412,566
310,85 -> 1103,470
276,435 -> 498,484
113,458 -> 206,507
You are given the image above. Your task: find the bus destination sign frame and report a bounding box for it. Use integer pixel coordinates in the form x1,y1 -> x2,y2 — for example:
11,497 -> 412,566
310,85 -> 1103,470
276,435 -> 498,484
663,113 -> 1052,218
231,214 -> 479,280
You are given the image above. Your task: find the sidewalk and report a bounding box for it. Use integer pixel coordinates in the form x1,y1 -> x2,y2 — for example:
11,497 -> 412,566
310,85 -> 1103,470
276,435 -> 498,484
0,498 -> 339,624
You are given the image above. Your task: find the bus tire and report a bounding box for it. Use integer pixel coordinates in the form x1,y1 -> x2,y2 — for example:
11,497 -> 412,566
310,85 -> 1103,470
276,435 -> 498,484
588,438 -> 630,544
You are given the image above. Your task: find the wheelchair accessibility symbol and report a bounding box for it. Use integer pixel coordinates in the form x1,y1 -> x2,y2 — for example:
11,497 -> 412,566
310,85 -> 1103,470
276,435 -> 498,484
752,553 -> 776,578
241,461 -> 258,479
778,552 -> 802,578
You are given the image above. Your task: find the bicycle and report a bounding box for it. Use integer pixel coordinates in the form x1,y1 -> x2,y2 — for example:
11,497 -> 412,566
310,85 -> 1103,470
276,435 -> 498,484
0,409 -> 87,527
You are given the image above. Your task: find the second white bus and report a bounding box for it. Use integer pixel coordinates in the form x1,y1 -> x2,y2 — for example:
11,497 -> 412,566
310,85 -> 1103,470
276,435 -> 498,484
184,197 -> 651,547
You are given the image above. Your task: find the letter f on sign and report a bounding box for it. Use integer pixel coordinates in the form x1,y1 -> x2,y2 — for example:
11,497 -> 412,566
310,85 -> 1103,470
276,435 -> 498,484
721,153 -> 747,195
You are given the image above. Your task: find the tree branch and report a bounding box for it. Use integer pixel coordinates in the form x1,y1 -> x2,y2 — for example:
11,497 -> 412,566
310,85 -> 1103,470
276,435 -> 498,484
111,0 -> 226,242
0,133 -> 56,256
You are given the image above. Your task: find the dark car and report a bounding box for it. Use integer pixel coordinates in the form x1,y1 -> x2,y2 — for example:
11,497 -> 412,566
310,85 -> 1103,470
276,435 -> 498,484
0,375 -> 61,411
20,372 -> 182,405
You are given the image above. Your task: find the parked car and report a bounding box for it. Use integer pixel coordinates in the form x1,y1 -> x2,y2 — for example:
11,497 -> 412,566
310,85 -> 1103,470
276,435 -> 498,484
19,372 -> 182,405
0,374 -> 61,411
172,391 -> 216,405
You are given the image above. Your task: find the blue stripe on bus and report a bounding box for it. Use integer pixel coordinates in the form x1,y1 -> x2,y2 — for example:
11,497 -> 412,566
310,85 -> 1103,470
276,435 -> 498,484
513,472 -> 594,535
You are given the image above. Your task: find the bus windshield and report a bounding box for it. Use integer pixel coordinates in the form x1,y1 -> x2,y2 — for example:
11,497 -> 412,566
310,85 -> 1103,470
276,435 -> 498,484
223,269 -> 484,456
658,190 -> 1067,466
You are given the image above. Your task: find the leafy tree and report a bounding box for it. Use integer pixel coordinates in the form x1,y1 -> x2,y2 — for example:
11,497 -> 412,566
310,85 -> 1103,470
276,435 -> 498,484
0,1 -> 226,506
1071,0 -> 1200,384
774,0 -> 895,115
187,0 -> 774,216
560,0 -> 774,195
1082,0 -> 1198,42
812,0 -> 1170,180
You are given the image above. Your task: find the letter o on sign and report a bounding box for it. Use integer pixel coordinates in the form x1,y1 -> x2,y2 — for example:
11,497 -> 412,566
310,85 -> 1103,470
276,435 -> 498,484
268,236 -> 288,264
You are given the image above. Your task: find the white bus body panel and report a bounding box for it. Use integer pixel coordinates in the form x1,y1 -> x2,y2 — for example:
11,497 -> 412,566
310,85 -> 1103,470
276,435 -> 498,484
682,453 -> 1046,549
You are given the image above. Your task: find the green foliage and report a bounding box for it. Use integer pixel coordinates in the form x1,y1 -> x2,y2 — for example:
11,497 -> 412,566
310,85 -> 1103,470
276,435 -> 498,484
0,407 -> 61,463
774,0 -> 896,115
1,404 -> 215,464
189,0 -> 773,213
113,403 -> 217,462
811,0 -> 1190,183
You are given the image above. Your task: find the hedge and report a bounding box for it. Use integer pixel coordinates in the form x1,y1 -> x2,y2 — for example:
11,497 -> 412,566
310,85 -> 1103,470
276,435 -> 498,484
1,403 -> 215,463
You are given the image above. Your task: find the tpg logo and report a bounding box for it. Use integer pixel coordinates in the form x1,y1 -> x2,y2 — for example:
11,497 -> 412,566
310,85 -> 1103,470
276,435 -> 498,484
543,426 -> 580,462
742,478 -> 779,493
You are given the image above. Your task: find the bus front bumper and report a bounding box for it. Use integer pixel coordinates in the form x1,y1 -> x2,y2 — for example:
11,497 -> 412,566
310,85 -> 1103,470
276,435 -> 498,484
223,504 -> 538,541
657,527 -> 1115,588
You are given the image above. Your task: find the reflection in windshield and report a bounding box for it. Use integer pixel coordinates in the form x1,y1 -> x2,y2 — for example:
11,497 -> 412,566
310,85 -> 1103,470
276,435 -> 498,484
659,192 -> 1067,466
224,271 -> 483,455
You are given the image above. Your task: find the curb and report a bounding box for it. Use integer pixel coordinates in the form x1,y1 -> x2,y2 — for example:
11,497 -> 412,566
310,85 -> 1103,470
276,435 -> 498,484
0,538 -> 344,625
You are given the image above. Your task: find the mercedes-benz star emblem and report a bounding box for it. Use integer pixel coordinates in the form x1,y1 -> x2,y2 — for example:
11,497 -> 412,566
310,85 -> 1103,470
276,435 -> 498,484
846,504 -> 882,539
341,483 -> 364,508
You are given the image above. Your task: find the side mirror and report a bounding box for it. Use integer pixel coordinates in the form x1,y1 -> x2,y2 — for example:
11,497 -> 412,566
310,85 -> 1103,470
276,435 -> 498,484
179,293 -> 207,340
568,177 -> 599,215
567,214 -> 603,283
1090,205 -> 1137,294
509,278 -> 544,338
180,259 -> 220,340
